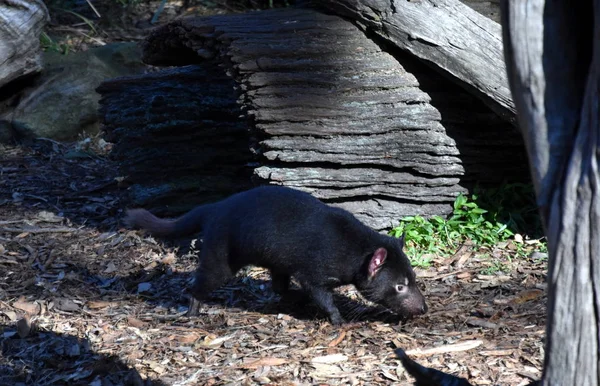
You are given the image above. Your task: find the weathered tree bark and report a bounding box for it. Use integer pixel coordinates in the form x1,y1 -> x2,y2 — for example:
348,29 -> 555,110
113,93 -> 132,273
501,0 -> 598,384
318,0 -> 516,125
0,0 -> 49,88
100,6 -> 529,230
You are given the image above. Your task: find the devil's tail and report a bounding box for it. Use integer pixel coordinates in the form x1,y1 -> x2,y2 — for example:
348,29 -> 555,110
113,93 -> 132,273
124,205 -> 213,237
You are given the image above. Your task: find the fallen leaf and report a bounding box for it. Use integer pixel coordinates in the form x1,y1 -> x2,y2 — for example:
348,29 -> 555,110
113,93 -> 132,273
381,368 -> 399,381
37,211 -> 64,223
201,335 -> 232,348
174,333 -> 201,344
127,316 -> 148,328
104,262 -> 117,273
311,354 -> 348,364
161,252 -> 176,265
480,349 -> 515,356
87,301 -> 118,309
13,297 -> 40,315
510,289 -> 544,305
239,357 -> 289,369
406,340 -> 483,357
465,317 -> 498,329
310,362 -> 342,377
328,330 -> 346,347
53,298 -> 80,312
3,311 -> 17,321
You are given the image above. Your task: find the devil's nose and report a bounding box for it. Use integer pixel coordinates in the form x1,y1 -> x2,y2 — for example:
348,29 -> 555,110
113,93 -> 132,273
421,303 -> 428,314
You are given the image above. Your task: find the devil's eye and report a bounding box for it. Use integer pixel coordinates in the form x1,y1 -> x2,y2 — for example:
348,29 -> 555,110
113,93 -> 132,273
395,284 -> 407,293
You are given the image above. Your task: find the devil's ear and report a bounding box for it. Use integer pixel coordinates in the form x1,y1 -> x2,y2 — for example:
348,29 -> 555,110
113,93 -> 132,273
368,248 -> 388,278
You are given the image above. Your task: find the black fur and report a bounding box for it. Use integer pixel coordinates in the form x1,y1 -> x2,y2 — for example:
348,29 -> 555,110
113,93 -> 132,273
126,186 -> 427,324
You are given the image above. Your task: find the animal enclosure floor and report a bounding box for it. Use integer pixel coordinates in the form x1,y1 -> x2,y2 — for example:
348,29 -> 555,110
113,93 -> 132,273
0,141 -> 546,385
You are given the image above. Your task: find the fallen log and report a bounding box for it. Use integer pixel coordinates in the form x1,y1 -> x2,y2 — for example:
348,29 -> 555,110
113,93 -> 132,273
99,5 -> 528,230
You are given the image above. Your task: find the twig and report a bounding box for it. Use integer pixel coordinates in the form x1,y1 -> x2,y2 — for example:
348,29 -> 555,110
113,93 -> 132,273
23,194 -> 48,203
35,137 -> 67,148
0,220 -> 23,225
84,0 -> 101,18
1,227 -> 79,234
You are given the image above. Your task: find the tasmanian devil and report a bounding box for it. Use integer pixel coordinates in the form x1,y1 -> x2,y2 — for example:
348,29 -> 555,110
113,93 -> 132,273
124,186 -> 427,324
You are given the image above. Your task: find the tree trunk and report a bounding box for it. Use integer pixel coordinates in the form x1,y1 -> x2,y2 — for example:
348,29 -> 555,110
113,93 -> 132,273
501,0 -> 598,384
0,0 -> 49,88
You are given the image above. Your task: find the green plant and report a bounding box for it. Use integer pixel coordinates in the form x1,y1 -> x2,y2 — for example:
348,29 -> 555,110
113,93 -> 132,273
391,191 -> 530,266
40,32 -> 70,54
480,260 -> 510,275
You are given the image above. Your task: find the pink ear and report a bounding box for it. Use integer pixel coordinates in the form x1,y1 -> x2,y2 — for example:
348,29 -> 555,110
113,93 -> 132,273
368,248 -> 388,278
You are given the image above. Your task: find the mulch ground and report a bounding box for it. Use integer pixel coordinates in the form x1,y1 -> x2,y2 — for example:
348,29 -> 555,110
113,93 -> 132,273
0,139 -> 547,385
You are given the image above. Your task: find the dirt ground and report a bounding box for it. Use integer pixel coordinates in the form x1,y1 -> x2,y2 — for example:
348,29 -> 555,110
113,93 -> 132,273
0,139 -> 547,385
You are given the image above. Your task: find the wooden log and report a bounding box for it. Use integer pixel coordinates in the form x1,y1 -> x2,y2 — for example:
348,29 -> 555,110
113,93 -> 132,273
98,65 -> 254,211
101,7 -> 529,230
317,0 -> 516,125
0,0 -> 49,88
501,0 -> 598,384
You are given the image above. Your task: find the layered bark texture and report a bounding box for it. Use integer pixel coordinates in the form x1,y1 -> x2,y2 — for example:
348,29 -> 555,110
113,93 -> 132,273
99,5 -> 528,229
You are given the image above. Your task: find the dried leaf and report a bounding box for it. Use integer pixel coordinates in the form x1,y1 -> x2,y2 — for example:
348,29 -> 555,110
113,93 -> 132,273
406,340 -> 483,357
87,301 -> 118,309
173,333 -> 201,344
201,335 -> 232,348
53,298 -> 80,312
37,211 -> 64,223
104,262 -> 117,273
239,357 -> 289,369
328,330 -> 346,347
381,368 -> 399,381
127,317 -> 147,328
465,317 -> 498,329
510,289 -> 544,305
311,354 -> 348,364
13,297 -> 40,315
3,311 -> 18,321
161,252 -> 176,265
480,349 -> 515,356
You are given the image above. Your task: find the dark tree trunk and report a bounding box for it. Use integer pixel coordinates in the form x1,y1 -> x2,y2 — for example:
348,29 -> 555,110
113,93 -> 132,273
501,0 -> 598,384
